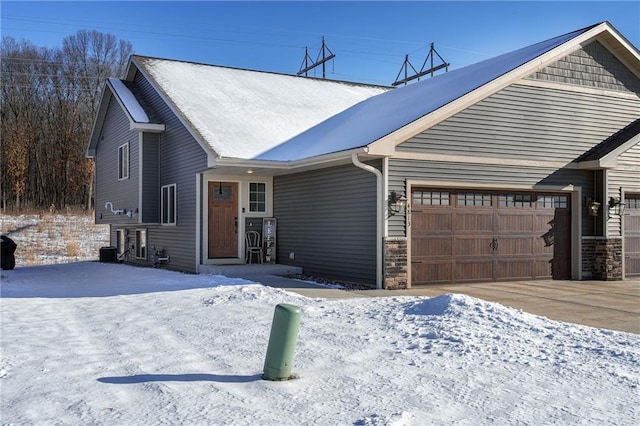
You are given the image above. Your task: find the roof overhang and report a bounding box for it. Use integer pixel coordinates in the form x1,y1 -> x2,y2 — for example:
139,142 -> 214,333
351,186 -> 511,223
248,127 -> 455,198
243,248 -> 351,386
86,79 -> 165,158
208,147 -> 373,176
578,134 -> 640,169
129,56 -> 222,168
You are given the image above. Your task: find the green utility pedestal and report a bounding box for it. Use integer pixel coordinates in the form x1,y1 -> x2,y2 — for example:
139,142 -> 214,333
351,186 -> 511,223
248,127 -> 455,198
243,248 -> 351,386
263,303 -> 301,381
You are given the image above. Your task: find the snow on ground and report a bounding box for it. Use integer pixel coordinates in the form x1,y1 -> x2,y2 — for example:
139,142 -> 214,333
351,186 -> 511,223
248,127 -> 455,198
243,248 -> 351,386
1,262 -> 639,425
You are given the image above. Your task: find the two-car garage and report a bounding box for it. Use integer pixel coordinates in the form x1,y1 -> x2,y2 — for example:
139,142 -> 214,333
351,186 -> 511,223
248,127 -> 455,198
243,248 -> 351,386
410,189 -> 572,285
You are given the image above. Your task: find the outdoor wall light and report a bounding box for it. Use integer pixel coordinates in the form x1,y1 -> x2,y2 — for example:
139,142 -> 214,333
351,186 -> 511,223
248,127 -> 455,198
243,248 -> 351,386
608,197 -> 626,216
586,199 -> 601,217
388,191 -> 407,216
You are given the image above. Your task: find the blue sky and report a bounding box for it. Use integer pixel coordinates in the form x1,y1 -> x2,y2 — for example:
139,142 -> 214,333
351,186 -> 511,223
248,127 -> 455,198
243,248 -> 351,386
2,1 -> 639,86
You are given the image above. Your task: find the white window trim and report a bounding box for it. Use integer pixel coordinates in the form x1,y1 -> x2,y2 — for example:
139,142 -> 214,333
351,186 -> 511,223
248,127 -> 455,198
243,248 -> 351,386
118,142 -> 129,180
248,181 -> 267,213
161,183 -> 177,225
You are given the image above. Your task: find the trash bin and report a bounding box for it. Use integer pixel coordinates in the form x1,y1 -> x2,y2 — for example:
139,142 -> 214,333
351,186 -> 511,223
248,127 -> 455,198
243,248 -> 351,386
1,235 -> 17,270
99,246 -> 117,262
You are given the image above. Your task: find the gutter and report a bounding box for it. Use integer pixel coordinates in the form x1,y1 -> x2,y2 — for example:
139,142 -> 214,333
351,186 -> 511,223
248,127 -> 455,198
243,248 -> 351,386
351,153 -> 383,290
214,147 -> 368,171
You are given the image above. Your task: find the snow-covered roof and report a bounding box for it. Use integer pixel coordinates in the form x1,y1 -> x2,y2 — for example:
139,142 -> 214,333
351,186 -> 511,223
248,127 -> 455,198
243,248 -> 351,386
134,57 -> 389,159
256,24 -> 602,161
108,78 -> 150,123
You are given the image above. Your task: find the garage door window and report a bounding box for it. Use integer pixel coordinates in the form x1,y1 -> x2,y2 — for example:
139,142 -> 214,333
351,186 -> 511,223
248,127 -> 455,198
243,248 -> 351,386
626,195 -> 640,209
413,190 -> 450,206
458,192 -> 491,206
499,194 -> 532,208
537,195 -> 568,209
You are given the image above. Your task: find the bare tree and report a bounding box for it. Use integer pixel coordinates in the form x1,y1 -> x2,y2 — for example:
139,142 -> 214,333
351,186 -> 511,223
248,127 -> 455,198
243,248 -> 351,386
0,31 -> 133,211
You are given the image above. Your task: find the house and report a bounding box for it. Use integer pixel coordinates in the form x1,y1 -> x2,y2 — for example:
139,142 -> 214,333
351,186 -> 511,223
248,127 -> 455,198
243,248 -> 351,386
87,21 -> 640,288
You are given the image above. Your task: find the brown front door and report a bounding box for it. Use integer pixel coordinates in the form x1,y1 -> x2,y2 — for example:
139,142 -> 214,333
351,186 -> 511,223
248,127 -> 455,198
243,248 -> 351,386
208,182 -> 238,258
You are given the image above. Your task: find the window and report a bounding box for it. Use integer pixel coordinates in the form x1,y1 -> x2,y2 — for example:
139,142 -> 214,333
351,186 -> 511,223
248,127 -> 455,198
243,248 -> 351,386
626,195 -> 640,209
458,192 -> 491,207
537,195 -> 568,209
161,184 -> 176,224
118,143 -> 129,180
135,229 -> 146,259
499,194 -> 532,208
413,191 -> 450,206
249,182 -> 266,212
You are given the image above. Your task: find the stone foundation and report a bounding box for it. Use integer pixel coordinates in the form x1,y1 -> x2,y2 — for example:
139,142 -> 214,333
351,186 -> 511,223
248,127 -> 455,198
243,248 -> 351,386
384,237 -> 408,289
582,237 -> 623,280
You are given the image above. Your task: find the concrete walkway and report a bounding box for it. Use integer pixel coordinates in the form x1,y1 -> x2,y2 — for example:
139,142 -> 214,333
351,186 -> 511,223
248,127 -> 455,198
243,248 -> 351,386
214,266 -> 640,334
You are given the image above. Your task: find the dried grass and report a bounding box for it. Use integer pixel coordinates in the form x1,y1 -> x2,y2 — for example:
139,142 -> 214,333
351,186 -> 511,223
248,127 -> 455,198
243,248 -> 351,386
66,240 -> 80,258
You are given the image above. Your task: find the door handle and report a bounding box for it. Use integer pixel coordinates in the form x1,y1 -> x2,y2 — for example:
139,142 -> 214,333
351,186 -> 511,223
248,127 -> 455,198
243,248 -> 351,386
234,217 -> 238,234
490,238 -> 499,251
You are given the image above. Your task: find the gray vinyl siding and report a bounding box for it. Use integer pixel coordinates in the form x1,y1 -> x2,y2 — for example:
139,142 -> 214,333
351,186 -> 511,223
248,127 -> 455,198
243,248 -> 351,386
527,41 -> 640,93
94,98 -> 140,226
131,70 -> 209,273
273,162 -> 379,284
141,132 -> 160,223
398,84 -> 640,162
388,160 -> 596,237
245,217 -> 264,237
607,142 -> 640,237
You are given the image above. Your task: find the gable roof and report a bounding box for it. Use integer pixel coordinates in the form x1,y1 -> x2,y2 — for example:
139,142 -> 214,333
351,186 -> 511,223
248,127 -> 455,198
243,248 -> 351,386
577,117 -> 640,168
87,78 -> 165,157
257,22 -> 640,162
131,57 -> 389,160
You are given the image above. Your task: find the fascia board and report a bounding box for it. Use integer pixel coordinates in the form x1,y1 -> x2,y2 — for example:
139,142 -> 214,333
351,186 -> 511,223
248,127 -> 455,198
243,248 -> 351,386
369,23 -> 614,155
106,79 -> 144,130
215,147 -> 369,171
595,23 -> 640,79
130,56 -> 219,167
577,160 -> 605,170
600,135 -> 640,167
578,134 -> 640,169
131,123 -> 166,132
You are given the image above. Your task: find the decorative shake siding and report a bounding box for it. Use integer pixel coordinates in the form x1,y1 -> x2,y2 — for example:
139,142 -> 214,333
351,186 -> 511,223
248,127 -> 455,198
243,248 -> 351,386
527,41 -> 640,93
128,71 -> 209,273
273,162 -> 378,285
94,99 -> 140,226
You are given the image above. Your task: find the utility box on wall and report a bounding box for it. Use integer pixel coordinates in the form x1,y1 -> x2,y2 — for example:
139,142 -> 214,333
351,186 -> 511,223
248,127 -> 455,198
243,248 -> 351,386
263,218 -> 276,264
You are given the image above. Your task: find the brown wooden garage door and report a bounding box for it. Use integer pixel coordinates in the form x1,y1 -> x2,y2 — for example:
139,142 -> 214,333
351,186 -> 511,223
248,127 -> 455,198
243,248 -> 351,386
411,189 -> 571,285
624,194 -> 640,277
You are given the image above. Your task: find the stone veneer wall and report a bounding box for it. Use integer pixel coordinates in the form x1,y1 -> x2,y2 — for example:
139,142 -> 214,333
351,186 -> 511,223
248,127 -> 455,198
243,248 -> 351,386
581,237 -> 623,280
384,237 -> 408,289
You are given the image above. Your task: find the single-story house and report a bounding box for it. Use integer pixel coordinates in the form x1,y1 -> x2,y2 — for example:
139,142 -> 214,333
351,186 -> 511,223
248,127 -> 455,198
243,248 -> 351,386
87,21 -> 639,288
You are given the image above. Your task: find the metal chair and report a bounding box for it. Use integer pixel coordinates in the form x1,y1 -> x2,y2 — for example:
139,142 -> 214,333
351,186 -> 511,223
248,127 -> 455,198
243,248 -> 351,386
245,230 -> 263,264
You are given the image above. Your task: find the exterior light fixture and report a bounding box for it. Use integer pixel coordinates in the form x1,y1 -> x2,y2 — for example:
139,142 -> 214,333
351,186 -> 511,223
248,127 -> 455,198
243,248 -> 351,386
388,191 -> 407,216
586,199 -> 600,217
608,197 -> 626,216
